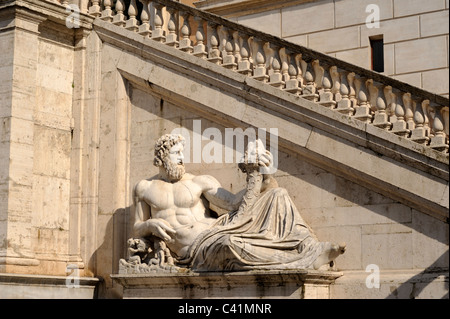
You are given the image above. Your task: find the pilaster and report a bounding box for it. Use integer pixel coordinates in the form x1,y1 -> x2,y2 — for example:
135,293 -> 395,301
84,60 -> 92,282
0,5 -> 46,273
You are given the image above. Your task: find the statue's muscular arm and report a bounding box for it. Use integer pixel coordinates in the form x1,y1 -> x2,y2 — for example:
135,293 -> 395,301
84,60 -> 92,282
133,180 -> 176,241
193,175 -> 246,213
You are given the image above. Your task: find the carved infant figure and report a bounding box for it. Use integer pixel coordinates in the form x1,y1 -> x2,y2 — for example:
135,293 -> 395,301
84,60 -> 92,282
126,238 -> 152,265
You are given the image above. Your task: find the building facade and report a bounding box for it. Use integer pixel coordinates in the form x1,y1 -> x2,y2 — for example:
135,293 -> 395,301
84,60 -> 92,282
0,0 -> 448,299
195,0 -> 449,97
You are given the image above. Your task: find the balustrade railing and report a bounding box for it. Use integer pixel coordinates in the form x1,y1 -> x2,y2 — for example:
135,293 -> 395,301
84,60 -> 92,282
52,0 -> 449,153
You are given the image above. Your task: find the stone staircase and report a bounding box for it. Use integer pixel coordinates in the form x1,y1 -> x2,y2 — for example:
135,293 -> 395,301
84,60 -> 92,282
78,0 -> 450,153
1,0 -> 448,299
41,0 -> 448,222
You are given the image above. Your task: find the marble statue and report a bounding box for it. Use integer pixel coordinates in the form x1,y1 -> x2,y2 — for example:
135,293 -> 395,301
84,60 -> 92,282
119,134 -> 345,273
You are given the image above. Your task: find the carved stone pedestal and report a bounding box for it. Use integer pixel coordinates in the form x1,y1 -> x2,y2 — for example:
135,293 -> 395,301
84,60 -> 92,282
111,270 -> 342,299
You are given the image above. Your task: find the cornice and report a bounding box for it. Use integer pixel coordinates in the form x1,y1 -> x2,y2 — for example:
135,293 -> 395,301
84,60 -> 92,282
0,0 -> 94,31
193,0 -> 318,18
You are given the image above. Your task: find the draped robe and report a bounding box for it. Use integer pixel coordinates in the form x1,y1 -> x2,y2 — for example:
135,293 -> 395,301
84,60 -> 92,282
178,187 -> 325,271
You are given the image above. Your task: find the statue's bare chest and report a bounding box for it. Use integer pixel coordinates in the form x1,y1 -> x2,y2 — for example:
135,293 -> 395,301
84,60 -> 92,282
145,179 -> 203,210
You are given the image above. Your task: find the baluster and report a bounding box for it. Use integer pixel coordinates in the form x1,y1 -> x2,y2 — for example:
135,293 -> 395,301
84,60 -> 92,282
193,17 -> 207,59
353,75 -> 372,123
302,60 -> 318,102
391,90 -> 410,137
237,33 -> 252,76
113,0 -> 126,27
152,3 -> 166,42
319,66 -> 336,108
296,56 -> 305,89
347,72 -> 357,111
385,86 -> 397,124
88,0 -> 101,17
403,93 -> 415,131
139,0 -> 152,37
100,0 -> 114,22
233,32 -> 241,64
371,82 -> 390,130
125,0 -> 140,32
61,0 -> 69,5
410,97 -> 430,144
335,70 -> 354,116
284,51 -> 302,95
222,27 -> 237,70
280,49 -> 289,84
207,23 -> 222,65
442,107 -> 449,148
429,104 -> 449,152
313,60 -> 324,91
179,12 -> 193,53
269,45 -> 285,89
252,38 -> 269,82
424,103 -> 433,138
330,66 -> 341,103
165,7 -> 179,47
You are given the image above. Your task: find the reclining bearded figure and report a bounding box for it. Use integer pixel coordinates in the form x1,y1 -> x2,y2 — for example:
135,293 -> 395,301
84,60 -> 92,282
121,133 -> 346,273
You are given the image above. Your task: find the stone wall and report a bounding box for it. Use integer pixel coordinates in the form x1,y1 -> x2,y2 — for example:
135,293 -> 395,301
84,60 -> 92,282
196,0 -> 450,97
91,29 -> 447,297
0,4 -> 76,276
0,0 -> 448,299
126,89 -> 448,299
32,19 -> 74,276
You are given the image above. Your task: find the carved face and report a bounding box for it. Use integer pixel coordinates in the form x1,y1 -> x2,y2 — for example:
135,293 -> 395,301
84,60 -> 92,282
163,143 -> 186,181
168,143 -> 184,165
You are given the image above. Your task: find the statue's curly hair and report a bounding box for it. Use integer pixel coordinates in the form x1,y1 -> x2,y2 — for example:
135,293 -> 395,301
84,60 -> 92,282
153,134 -> 186,167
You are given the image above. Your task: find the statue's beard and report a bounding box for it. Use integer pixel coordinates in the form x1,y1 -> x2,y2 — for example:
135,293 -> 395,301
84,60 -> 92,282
163,160 -> 185,181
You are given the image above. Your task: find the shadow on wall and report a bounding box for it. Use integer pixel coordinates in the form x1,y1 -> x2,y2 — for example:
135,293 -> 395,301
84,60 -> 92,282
387,250 -> 449,299
89,207 -> 130,299
89,84 -> 449,298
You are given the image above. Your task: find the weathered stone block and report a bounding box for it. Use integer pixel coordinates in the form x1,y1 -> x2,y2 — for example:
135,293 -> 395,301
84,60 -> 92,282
422,68 -> 449,95
335,0 -> 393,28
394,0 -> 446,17
420,10 -> 449,37
412,210 -> 449,269
32,175 -> 70,230
38,39 -> 74,72
360,16 -> 420,46
309,26 -> 360,53
33,126 -> 71,179
284,34 -> 308,47
382,43 -> 395,75
36,64 -> 74,96
392,73 -> 422,89
281,0 -> 335,37
0,273 -> 99,299
237,9 -> 281,37
8,142 -> 34,187
362,231 -> 413,269
314,225 -> 362,270
335,48 -> 370,69
35,87 -> 72,131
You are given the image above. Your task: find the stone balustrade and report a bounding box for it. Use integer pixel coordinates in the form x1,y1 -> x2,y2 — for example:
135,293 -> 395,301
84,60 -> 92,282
52,0 -> 449,153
